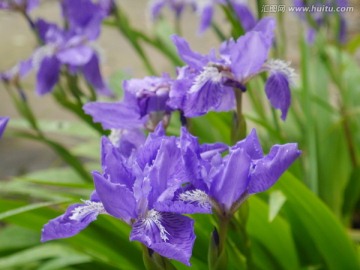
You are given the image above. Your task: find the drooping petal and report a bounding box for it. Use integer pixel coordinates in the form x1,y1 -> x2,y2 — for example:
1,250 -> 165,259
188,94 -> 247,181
36,56 -> 60,95
41,201 -> 104,242
265,72 -> 291,121
155,187 -> 212,214
92,172 -> 137,223
247,143 -> 301,194
82,53 -> 112,96
83,101 -> 145,130
130,212 -> 195,266
183,67 -> 226,117
0,117 -> 10,139
210,148 -> 251,211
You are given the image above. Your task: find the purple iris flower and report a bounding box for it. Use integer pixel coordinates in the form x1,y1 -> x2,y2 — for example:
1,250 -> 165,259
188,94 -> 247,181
170,17 -> 295,120
195,0 -> 257,33
157,128 -> 301,216
1,59 -> 32,83
294,0 -> 348,43
61,0 -> 113,40
24,17 -> 111,96
84,74 -> 174,131
0,117 -> 10,139
0,0 -> 39,13
42,125 -> 197,265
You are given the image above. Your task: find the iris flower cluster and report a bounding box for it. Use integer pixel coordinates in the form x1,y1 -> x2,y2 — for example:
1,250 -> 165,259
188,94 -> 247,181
42,12 -> 301,266
42,124 -> 300,265
150,0 -> 257,34
84,16 -> 295,131
294,0 -> 349,43
1,0 -> 112,96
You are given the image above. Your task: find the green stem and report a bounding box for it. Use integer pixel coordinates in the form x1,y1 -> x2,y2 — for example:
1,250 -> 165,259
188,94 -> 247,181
256,0 -> 265,19
112,4 -> 157,75
231,89 -> 247,143
4,83 -> 92,182
211,22 -> 227,41
300,34 -> 319,194
52,86 -> 104,135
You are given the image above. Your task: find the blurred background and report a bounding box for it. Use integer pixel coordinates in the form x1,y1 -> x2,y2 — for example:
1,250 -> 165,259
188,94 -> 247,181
0,0 -> 359,179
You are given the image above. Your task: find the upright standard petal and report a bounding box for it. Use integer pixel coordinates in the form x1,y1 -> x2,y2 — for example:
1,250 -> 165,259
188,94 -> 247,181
130,212 -> 195,266
247,143 -> 301,194
36,56 -> 60,95
0,117 -> 10,139
171,35 -> 207,68
210,148 -> 251,211
265,72 -> 291,120
232,128 -> 264,159
92,172 -> 137,223
230,31 -> 269,81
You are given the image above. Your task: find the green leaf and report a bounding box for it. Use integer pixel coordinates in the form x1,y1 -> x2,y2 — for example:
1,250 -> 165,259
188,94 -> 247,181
275,172 -> 360,269
9,119 -> 99,139
37,254 -> 92,270
0,225 -> 39,251
189,112 -> 232,145
269,190 -> 287,222
0,200 -> 70,220
247,196 -> 300,270
342,166 -> 360,225
346,34 -> 360,54
0,243 -> 84,269
108,69 -> 131,98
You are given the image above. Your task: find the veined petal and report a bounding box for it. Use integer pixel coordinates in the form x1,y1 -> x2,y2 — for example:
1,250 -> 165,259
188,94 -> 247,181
41,201 -> 104,242
248,143 -> 301,194
36,56 -> 60,95
183,67 -> 225,117
265,72 -> 291,121
130,211 -> 195,266
92,172 -> 137,223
